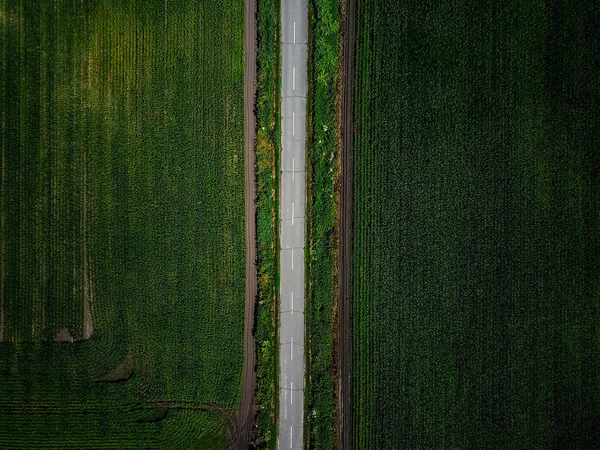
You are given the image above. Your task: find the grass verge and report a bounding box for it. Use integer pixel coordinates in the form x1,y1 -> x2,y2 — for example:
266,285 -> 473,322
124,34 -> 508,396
305,0 -> 342,448
254,0 -> 281,447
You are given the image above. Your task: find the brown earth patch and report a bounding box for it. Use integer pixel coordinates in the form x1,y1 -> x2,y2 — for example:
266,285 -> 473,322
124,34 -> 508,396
96,349 -> 134,382
54,328 -> 75,343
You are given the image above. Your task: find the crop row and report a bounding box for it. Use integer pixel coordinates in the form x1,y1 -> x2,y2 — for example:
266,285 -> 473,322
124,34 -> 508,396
351,0 -> 380,447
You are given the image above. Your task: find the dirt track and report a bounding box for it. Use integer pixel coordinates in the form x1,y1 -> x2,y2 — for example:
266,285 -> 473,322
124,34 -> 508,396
338,0 -> 356,448
233,0 -> 257,447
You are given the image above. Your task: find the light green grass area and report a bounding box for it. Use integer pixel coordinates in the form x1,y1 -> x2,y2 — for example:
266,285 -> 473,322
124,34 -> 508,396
0,0 -> 245,447
353,1 -> 600,448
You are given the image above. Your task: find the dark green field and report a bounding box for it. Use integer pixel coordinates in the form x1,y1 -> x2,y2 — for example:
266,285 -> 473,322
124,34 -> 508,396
0,0 -> 244,447
353,1 -> 600,448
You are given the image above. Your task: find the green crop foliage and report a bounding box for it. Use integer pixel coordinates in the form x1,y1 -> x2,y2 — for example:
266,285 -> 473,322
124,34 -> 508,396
0,0 -> 245,447
353,1 -> 600,448
305,0 -> 340,449
254,0 -> 280,448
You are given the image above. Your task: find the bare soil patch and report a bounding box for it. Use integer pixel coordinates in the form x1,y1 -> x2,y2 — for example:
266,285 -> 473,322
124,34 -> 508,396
96,349 -> 134,383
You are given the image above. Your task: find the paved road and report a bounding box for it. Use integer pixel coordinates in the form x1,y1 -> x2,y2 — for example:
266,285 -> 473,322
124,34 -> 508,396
279,1 -> 307,449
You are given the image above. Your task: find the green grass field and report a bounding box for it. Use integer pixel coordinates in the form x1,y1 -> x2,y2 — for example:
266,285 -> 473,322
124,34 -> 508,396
353,1 -> 600,448
0,0 -> 245,447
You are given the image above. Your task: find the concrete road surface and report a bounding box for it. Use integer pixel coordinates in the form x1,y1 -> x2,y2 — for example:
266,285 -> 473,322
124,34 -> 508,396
279,0 -> 307,448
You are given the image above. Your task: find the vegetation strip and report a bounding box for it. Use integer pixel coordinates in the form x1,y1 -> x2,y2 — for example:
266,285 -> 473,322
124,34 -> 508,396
305,0 -> 342,448
254,0 -> 281,447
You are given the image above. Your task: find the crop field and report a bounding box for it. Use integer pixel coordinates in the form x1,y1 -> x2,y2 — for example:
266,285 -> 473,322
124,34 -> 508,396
353,1 -> 600,448
0,0 -> 245,447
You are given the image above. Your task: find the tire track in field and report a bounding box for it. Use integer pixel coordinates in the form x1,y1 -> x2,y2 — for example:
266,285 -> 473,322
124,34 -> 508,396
0,129 -> 4,343
338,0 -> 356,448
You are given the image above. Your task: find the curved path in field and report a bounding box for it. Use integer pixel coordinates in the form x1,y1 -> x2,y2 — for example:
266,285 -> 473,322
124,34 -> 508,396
278,1 -> 308,448
234,0 -> 258,447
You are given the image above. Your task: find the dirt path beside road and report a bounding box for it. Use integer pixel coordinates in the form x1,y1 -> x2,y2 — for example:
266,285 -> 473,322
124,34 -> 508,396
233,0 -> 258,447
